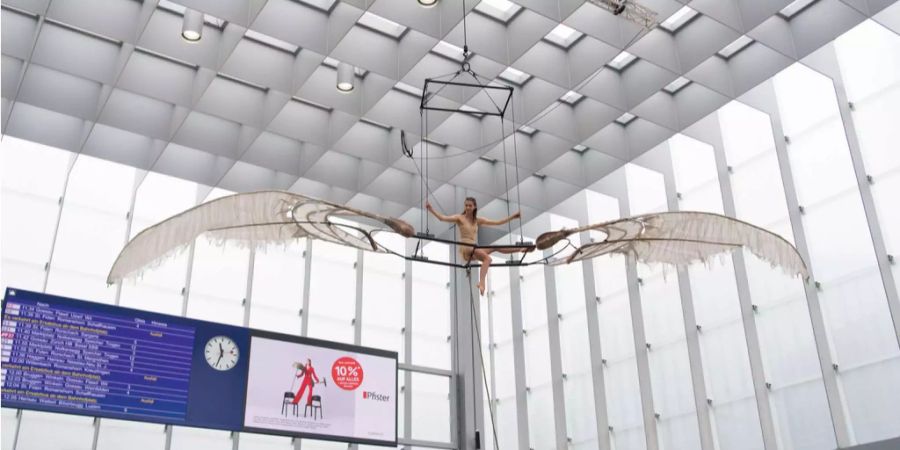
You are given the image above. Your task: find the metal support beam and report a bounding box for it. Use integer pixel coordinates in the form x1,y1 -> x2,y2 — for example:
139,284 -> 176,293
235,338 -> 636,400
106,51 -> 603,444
619,194 -> 660,450
580,244 -> 612,450
404,240 -> 415,445
301,239 -> 313,337
542,256 -> 569,450
659,144 -> 716,450
354,249 -> 364,346
707,112 -> 780,450
508,266 -> 531,450
452,263 -> 483,450
822,45 -> 900,348
485,275 -> 499,449
766,82 -> 852,447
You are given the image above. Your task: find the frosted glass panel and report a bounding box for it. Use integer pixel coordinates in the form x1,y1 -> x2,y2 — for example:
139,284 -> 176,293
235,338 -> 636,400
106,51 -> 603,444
96,419 -> 165,450
519,263 -> 556,449
775,62 -> 900,444
46,156 -> 136,303
249,240 -> 305,334
719,98 -> 835,447
410,372 -> 451,442
118,173 -> 199,315
187,240 -> 248,325
362,233 -> 404,358
411,243 -> 450,369
15,411 -> 94,450
238,432 -> 292,450
307,240 -> 355,343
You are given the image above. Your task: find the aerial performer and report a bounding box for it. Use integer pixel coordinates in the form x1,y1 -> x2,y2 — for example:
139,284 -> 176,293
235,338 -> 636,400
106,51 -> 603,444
425,198 -> 530,296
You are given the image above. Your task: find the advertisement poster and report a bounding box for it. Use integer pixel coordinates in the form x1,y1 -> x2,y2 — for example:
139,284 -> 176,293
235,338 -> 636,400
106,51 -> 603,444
243,336 -> 397,444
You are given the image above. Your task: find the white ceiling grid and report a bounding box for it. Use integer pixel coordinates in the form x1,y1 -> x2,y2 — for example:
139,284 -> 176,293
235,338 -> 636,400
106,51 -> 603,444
2,0 -> 899,239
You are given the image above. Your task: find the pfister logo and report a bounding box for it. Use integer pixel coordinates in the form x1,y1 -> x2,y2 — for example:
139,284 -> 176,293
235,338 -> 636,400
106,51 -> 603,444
362,391 -> 391,402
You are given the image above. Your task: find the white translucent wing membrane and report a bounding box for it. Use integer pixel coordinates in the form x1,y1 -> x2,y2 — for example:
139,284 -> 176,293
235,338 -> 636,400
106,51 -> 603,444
107,191 -> 414,284
537,211 -> 808,278
110,193 -> 806,283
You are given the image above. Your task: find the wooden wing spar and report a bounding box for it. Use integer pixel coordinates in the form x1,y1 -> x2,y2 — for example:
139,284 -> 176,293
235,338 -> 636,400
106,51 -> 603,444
537,211 -> 808,278
109,191 -> 807,283
107,191 -> 414,284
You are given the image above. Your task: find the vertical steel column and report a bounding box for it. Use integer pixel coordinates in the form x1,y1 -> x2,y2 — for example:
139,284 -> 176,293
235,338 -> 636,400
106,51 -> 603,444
822,46 -> 900,347
765,82 -> 852,447
93,171 -> 142,450
354,250 -> 364,346
232,249 -> 255,450
166,186 -> 206,450
508,266 -> 530,450
348,249 -> 364,450
659,144 -> 716,450
453,263 -> 483,450
404,240 -> 414,445
301,239 -> 313,337
541,255 -> 569,450
707,112 -> 780,450
579,239 -> 612,450
485,276 -> 498,449
617,189 -> 659,450
40,152 -> 77,292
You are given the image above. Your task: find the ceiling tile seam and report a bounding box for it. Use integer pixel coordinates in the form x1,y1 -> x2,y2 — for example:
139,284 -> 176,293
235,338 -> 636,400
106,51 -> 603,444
2,3 -> 52,134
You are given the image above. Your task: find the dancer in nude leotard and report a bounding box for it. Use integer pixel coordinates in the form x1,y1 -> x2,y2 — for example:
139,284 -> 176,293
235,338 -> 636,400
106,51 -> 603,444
426,197 -> 528,295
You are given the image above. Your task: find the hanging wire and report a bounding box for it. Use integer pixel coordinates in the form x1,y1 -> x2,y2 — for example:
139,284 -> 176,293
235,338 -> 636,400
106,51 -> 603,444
511,94 -> 524,244
405,26 -> 648,162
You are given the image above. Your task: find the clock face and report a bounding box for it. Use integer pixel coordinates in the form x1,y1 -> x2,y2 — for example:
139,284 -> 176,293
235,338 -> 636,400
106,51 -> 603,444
204,336 -> 239,371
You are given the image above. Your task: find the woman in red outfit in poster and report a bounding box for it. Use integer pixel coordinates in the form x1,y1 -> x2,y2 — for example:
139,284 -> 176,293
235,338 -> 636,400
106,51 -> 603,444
291,358 -> 319,405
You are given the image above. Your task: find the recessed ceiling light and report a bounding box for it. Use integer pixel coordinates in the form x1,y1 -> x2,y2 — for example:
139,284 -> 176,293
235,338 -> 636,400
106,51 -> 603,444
572,144 -> 589,153
417,0 -> 439,7
718,35 -> 754,59
544,24 -> 584,48
663,77 -> 691,94
244,29 -> 299,54
181,8 -> 203,42
357,11 -> 407,38
498,67 -> 531,85
608,51 -> 637,70
616,112 -> 636,125
560,90 -> 584,105
518,125 -> 537,135
296,0 -> 338,12
474,0 -> 523,23
659,6 -> 698,32
779,0 -> 817,18
432,41 -> 466,62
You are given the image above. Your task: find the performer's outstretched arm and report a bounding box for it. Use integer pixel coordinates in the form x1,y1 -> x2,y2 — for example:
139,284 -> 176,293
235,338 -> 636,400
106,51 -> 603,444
477,211 -> 521,227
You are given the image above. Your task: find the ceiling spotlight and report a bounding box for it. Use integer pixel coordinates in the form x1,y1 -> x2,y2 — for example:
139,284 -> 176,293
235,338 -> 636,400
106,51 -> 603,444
336,62 -> 355,93
417,0 -> 439,7
181,8 -> 203,42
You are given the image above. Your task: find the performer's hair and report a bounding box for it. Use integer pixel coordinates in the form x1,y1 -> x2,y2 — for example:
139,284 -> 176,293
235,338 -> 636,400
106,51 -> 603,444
464,197 -> 478,219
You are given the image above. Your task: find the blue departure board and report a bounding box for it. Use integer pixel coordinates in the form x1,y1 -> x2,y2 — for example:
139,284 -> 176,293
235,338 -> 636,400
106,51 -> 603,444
1,288 -> 397,447
1,295 -> 196,422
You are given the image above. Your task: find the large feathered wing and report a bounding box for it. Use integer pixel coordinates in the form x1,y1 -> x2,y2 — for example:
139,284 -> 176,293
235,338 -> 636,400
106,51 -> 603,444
536,211 -> 808,278
107,191 -> 415,284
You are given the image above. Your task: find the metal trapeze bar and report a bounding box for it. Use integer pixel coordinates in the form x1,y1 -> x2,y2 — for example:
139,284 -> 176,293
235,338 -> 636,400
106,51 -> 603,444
413,232 -> 536,252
